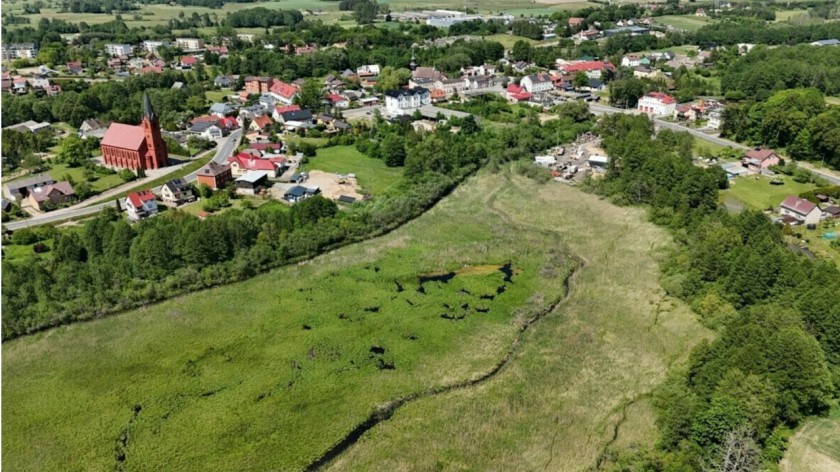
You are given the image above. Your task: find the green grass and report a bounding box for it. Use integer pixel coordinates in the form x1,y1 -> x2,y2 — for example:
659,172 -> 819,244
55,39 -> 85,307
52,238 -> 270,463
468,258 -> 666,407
0,239 -> 54,263
178,195 -> 274,216
782,405 -> 840,472
47,164 -> 124,193
94,155 -> 214,206
483,34 -> 541,50
302,145 -> 403,195
204,90 -> 231,103
775,9 -> 808,22
657,15 -> 716,31
722,175 -> 816,211
2,171 -> 707,472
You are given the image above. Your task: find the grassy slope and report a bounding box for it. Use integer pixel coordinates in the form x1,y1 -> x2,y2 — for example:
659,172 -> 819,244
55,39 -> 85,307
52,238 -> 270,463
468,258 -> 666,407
302,145 -> 403,195
327,174 -> 709,471
2,170 -> 575,471
656,15 -> 715,31
782,406 -> 840,472
723,175 -> 815,210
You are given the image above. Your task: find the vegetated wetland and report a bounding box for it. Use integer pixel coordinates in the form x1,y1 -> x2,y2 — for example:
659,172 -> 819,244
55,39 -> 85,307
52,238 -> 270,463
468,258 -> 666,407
2,171 -> 707,471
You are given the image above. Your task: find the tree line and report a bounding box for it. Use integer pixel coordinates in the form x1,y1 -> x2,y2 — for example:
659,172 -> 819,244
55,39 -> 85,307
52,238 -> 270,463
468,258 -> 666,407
586,114 -> 840,471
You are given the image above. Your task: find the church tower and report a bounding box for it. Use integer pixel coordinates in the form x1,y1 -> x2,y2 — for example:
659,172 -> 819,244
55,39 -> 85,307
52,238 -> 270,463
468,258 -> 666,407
141,91 -> 168,169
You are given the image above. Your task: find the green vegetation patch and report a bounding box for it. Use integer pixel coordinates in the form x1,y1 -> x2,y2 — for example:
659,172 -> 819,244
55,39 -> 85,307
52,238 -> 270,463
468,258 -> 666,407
302,145 -> 403,195
2,171 -> 576,471
722,175 -> 816,210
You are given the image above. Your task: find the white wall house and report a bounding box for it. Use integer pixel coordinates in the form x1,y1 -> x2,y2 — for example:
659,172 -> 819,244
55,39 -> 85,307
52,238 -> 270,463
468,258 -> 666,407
2,43 -> 37,60
384,88 -> 431,115
175,38 -> 205,51
708,111 -> 722,130
125,191 -> 158,221
780,196 -> 822,226
105,44 -> 133,56
143,40 -> 168,53
520,73 -> 554,94
637,92 -> 676,117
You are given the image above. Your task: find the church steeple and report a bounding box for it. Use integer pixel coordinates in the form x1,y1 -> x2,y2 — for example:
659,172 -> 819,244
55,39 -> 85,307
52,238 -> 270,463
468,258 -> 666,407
143,91 -> 156,121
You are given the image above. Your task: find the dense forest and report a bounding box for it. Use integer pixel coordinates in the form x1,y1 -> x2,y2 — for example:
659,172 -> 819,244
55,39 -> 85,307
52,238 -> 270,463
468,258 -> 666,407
1,105 -> 594,340
589,114 -> 840,471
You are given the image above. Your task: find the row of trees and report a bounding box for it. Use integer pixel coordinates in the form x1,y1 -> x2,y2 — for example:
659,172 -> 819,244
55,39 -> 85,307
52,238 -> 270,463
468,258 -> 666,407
721,88 -> 840,169
589,114 -> 840,471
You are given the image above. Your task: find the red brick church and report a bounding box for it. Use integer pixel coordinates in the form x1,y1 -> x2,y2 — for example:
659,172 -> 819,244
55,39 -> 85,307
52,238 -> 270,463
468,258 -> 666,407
100,92 -> 168,170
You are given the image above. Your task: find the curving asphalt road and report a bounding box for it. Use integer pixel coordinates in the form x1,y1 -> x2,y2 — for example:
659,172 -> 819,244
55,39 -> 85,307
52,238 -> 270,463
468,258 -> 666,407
3,130 -> 243,232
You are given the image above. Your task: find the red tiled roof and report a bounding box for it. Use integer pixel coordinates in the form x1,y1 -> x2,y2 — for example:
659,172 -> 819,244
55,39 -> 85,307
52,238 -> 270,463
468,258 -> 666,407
431,89 -> 446,98
269,80 -> 298,98
101,123 -> 145,150
248,142 -> 282,151
568,17 -> 584,26
181,56 -> 198,65
142,66 -> 163,74
745,148 -> 777,161
507,84 -> 524,94
252,115 -> 273,128
274,104 -> 301,114
217,116 -> 238,129
781,196 -> 817,216
645,92 -> 676,104
228,154 -> 283,171
127,190 -> 156,208
326,93 -> 346,103
192,115 -> 219,124
561,60 -> 615,73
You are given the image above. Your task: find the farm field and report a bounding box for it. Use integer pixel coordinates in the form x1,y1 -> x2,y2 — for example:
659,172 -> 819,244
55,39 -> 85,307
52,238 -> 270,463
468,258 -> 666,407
326,173 -> 709,471
656,14 -> 716,31
782,406 -> 840,472
302,145 -> 403,195
775,9 -> 808,22
1,170 -> 706,471
722,174 -> 816,211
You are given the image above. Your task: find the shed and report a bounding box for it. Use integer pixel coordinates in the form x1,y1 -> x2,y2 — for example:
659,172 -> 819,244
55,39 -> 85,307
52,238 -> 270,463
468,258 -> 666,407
234,171 -> 269,195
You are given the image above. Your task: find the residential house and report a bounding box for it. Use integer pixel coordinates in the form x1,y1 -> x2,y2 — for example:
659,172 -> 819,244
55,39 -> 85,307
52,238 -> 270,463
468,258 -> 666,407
574,29 -> 601,43
27,182 -> 75,210
356,65 -> 380,77
521,73 -> 554,94
175,38 -> 204,51
284,185 -> 320,203
268,80 -> 299,105
695,8 -> 707,16
412,67 -> 445,82
234,171 -> 269,195
506,84 -> 532,102
214,75 -> 233,88
209,102 -> 236,117
107,58 -> 123,70
160,178 -> 195,206
742,148 -> 780,171
66,61 -> 83,74
558,60 -> 616,79
142,40 -> 168,54
430,88 -> 447,103
227,153 -> 286,178
780,196 -> 822,226
3,175 -> 57,201
105,44 -> 133,56
633,66 -> 661,79
125,190 -> 158,221
276,109 -> 313,125
245,76 -> 274,94
207,45 -> 229,56
325,93 -> 349,108
272,104 -> 302,121
12,77 -> 27,93
2,43 -> 37,60
637,92 -> 676,116
568,17 -> 585,28
189,121 -> 224,139
464,75 -> 493,90
180,56 -> 198,69
249,115 -> 273,132
708,111 -> 722,130
822,205 -> 840,219
196,162 -> 233,190
79,118 -> 108,139
621,54 -> 642,67
435,78 -> 466,95
248,142 -> 283,155
384,88 -> 431,115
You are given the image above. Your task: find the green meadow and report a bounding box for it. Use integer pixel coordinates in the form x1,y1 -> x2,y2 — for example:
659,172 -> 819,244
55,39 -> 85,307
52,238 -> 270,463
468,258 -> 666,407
3,170 -> 707,471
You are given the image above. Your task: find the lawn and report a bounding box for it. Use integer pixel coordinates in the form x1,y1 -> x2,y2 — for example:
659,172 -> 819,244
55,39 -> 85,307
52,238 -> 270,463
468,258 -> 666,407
204,90 -> 232,103
47,163 -> 124,193
722,175 -> 816,211
178,195 -> 275,216
656,15 -> 716,32
484,34 -> 542,49
302,145 -> 403,195
2,171 -> 707,471
775,9 -> 808,22
782,405 -> 840,472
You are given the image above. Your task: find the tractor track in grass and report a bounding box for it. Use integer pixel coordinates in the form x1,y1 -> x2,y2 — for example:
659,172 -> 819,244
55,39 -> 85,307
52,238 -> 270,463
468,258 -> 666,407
303,174 -> 585,471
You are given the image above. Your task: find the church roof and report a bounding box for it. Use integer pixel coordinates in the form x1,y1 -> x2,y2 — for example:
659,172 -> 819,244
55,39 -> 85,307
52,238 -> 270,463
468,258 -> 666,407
143,91 -> 156,121
101,123 -> 145,150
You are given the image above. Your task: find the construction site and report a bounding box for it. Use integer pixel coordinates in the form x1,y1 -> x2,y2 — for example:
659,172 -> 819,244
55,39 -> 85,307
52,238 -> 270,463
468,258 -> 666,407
533,133 -> 610,183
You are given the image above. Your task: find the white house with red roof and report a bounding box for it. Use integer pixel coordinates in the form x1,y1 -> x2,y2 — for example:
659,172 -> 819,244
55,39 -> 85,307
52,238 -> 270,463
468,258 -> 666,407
268,80 -> 299,105
325,93 -> 349,108
272,104 -> 301,121
125,190 -> 158,221
742,148 -> 780,171
506,84 -> 532,102
227,153 -> 286,178
557,60 -> 615,79
520,73 -> 554,94
638,92 -> 676,117
249,115 -> 273,132
780,196 -> 821,226
180,56 -> 198,68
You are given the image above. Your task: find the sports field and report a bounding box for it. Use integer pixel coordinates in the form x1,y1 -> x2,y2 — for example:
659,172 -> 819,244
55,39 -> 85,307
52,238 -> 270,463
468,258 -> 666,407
3,170 -> 707,471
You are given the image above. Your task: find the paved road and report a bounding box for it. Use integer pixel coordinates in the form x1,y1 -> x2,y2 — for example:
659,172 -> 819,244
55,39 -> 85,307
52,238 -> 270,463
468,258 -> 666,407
588,103 -> 749,149
3,131 -> 242,232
